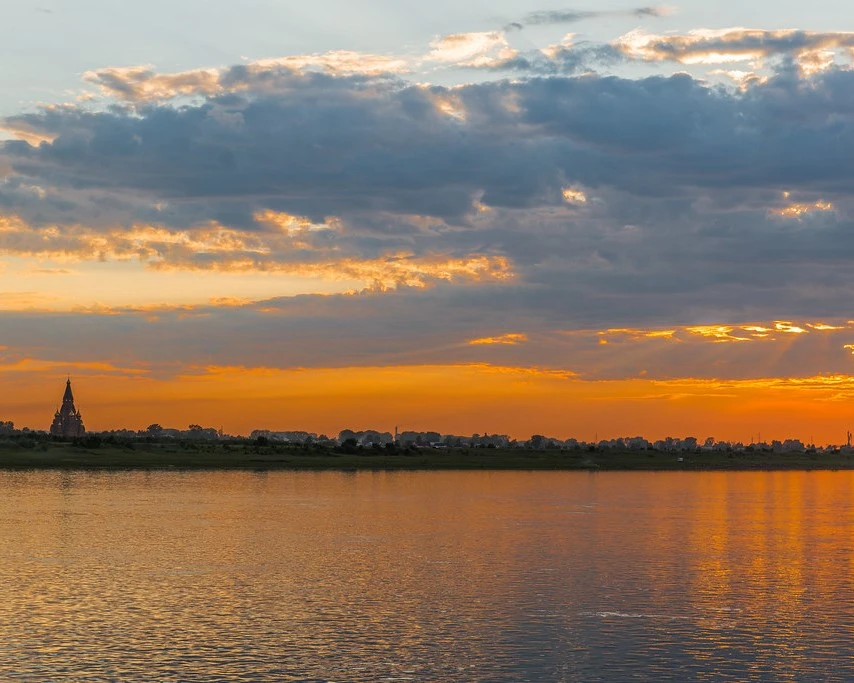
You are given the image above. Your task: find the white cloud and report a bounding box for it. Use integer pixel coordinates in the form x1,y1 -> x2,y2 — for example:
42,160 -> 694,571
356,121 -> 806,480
424,31 -> 518,69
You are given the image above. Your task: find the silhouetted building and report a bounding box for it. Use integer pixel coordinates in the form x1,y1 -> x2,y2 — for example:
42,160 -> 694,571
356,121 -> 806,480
50,379 -> 85,438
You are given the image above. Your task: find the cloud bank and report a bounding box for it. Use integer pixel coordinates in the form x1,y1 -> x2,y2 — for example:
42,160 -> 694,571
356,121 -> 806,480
3,21 -> 854,392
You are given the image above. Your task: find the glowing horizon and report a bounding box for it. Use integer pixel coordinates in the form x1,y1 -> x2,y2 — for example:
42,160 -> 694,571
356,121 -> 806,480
5,364 -> 854,447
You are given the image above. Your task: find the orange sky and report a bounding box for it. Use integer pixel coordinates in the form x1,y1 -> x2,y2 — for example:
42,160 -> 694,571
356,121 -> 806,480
4,364 -> 854,444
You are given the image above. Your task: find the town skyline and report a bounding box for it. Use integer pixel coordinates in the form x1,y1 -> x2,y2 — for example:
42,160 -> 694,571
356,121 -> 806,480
0,376 -> 850,450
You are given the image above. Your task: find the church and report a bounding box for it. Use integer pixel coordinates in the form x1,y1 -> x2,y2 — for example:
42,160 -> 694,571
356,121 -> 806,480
50,378 -> 86,438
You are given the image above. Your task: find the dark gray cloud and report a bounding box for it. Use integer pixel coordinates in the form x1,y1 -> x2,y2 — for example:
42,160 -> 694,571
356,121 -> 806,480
7,67 -> 854,225
4,64 -> 854,339
481,43 -> 624,74
1,290 -> 854,383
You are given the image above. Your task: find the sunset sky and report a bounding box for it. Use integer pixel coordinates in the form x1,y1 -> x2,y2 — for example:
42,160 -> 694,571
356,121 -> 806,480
3,0 -> 854,442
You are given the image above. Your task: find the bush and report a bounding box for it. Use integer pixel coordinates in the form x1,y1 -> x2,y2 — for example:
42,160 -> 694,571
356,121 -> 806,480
73,435 -> 102,449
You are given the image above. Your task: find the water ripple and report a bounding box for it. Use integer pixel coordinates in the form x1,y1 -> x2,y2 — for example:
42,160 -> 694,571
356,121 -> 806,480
0,470 -> 851,680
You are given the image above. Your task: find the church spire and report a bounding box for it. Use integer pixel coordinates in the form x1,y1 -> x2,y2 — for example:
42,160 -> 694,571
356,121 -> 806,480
51,378 -> 85,438
63,377 -> 74,404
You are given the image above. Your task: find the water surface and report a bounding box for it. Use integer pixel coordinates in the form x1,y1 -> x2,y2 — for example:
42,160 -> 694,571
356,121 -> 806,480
0,470 -> 851,681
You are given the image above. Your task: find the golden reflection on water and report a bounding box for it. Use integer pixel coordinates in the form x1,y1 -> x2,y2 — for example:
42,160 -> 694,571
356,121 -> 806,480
0,470 -> 852,680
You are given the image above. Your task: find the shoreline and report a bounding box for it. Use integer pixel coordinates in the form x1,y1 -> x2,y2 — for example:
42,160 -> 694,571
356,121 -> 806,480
0,442 -> 852,472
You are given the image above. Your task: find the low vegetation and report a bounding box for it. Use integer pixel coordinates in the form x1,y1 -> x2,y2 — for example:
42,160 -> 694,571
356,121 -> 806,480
0,433 -> 851,471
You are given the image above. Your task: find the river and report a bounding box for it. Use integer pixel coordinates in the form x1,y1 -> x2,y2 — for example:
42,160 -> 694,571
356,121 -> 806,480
0,470 -> 850,681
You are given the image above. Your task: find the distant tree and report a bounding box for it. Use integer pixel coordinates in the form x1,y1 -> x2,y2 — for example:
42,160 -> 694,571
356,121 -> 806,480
530,435 -> 546,450
146,423 -> 163,435
73,434 -> 102,449
185,425 -> 217,440
339,437 -> 359,454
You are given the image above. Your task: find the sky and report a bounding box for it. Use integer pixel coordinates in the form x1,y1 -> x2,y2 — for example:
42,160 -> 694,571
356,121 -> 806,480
3,0 -> 854,442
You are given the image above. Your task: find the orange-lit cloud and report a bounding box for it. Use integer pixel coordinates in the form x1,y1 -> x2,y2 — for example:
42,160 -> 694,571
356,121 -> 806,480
0,291 -> 64,310
774,321 -> 807,334
253,210 -> 340,236
248,51 -> 411,76
596,328 -> 677,341
686,326 -> 752,342
0,214 -> 514,295
82,52 -> 411,104
468,333 -> 528,345
0,256 -> 362,310
0,358 -> 148,376
0,217 -> 276,263
615,28 -> 854,74
592,321 -> 834,345
151,253 -> 514,291
561,187 -> 588,205
709,69 -> 765,89
772,197 -> 834,218
425,31 -> 518,68
0,119 -> 58,145
83,65 -> 221,103
418,87 -> 468,121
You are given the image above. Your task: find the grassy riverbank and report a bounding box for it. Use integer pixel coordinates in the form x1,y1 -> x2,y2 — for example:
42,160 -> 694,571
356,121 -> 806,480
0,439 -> 852,470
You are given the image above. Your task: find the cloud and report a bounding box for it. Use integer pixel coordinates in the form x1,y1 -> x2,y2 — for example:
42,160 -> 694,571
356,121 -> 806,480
0,119 -> 57,146
771,195 -> 834,218
27,267 -> 75,275
2,288 -> 854,387
521,6 -> 670,27
151,252 -> 514,292
9,63 -> 850,227
78,28 -> 621,103
0,291 -> 63,311
83,52 -> 412,104
250,51 -> 411,77
0,357 -> 146,376
615,28 -> 854,74
253,209 -> 341,236
6,48 -> 854,339
425,31 -> 519,69
598,328 -> 677,341
0,212 -> 512,290
83,65 -> 221,103
468,333 -> 528,345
